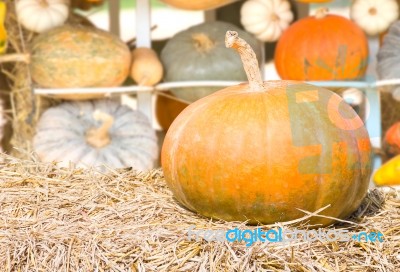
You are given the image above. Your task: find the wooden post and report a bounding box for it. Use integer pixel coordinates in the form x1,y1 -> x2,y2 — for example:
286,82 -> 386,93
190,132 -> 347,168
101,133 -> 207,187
108,0 -> 120,36
135,0 -> 153,124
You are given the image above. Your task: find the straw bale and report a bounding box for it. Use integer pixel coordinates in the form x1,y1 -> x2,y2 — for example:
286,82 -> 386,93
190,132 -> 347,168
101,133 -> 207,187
0,154 -> 398,271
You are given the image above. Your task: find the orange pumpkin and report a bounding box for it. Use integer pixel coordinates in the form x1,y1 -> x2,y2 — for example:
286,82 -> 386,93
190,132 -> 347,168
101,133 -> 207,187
296,0 -> 332,3
160,0 -> 238,10
384,122 -> 400,157
161,31 -> 372,226
155,91 -> 189,131
275,8 -> 369,81
71,0 -> 104,11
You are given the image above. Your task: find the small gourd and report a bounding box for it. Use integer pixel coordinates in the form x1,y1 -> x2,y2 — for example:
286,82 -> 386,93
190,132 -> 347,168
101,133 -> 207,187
33,100 -> 158,172
130,48 -> 163,86
240,0 -> 294,42
373,155 -> 400,186
16,0 -> 69,33
350,0 -> 399,36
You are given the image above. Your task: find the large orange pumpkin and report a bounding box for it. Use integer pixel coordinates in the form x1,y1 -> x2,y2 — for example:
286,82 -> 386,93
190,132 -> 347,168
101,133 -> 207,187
161,31 -> 372,226
275,8 -> 369,81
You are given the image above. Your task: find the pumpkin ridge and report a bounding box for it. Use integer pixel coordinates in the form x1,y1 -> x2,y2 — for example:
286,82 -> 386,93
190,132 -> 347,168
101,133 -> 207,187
112,143 -> 153,171
77,148 -> 101,167
163,99 -> 213,209
55,144 -> 92,165
48,5 -> 66,19
34,136 -> 82,149
36,139 -> 84,161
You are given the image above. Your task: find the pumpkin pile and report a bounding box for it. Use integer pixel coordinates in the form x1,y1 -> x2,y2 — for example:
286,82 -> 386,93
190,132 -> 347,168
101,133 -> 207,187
1,1 -> 388,181
0,0 -> 162,171
161,31 -> 372,226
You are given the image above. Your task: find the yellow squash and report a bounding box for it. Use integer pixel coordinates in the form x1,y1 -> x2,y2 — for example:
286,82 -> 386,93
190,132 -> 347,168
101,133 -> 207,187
0,1 -> 7,54
130,47 -> 163,86
373,155 -> 400,186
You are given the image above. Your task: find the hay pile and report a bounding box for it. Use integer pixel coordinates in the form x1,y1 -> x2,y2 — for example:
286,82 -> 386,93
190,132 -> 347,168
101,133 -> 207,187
0,154 -> 398,271
1,0 -> 41,156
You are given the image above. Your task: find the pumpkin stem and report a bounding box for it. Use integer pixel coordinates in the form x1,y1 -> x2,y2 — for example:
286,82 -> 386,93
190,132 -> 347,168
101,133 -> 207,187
0,53 -> 30,64
225,31 -> 264,92
315,7 -> 329,19
271,13 -> 279,22
86,110 -> 114,148
192,33 -> 215,53
39,0 -> 49,7
368,7 -> 377,16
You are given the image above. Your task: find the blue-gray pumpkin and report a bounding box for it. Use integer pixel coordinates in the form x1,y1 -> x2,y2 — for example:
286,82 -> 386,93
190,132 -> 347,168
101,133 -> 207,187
377,21 -> 400,101
160,21 -> 263,102
33,99 -> 158,172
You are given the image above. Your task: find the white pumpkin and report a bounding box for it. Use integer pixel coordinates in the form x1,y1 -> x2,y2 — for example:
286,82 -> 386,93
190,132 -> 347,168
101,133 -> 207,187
240,0 -> 293,42
341,88 -> 364,106
350,0 -> 399,36
33,99 -> 159,172
16,0 -> 70,33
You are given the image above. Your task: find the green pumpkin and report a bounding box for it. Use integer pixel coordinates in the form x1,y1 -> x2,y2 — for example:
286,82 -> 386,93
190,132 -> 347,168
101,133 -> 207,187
160,21 -> 263,102
30,25 -> 131,100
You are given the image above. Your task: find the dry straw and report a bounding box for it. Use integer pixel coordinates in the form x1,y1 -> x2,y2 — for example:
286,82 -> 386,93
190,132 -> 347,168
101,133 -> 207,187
0,154 -> 398,272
